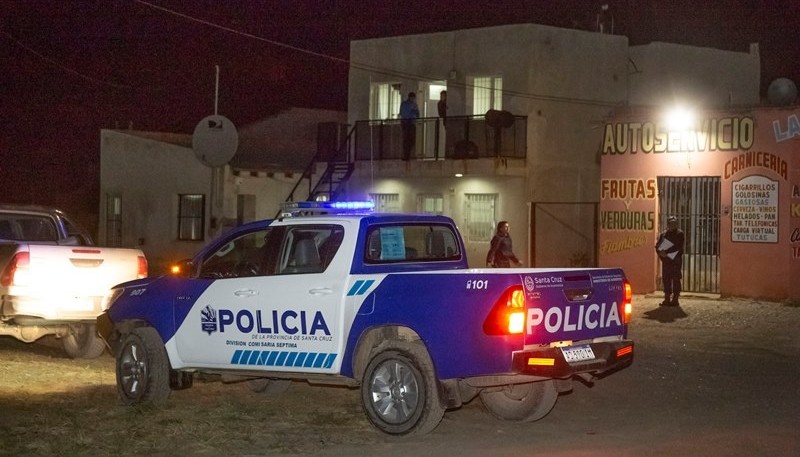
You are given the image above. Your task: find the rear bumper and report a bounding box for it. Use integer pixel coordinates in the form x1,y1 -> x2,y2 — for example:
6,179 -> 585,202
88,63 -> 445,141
512,340 -> 634,378
2,293 -> 103,320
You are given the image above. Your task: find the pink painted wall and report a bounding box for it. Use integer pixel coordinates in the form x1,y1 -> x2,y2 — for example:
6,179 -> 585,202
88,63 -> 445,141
599,107 -> 799,301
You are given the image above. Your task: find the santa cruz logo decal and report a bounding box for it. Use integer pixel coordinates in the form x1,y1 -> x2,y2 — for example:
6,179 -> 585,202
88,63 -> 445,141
524,275 -> 536,292
201,305 -> 218,335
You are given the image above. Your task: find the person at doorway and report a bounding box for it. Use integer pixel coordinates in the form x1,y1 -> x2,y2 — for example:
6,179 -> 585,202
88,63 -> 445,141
399,92 -> 419,161
656,216 -> 685,306
437,90 -> 447,126
486,221 -> 523,268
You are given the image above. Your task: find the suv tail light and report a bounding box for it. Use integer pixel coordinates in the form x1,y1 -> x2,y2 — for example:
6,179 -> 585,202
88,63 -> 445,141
483,286 -> 526,335
1,252 -> 30,287
137,255 -> 148,279
622,281 -> 632,324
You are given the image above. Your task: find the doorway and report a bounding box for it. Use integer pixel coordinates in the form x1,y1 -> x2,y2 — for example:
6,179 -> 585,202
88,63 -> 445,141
657,176 -> 721,293
422,81 -> 447,159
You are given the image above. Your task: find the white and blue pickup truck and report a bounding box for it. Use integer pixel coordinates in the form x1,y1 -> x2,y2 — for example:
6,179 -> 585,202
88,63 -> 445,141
97,202 -> 633,435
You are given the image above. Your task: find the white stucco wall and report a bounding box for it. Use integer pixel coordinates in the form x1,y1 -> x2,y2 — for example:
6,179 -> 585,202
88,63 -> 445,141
99,130 -> 212,272
628,42 -> 760,107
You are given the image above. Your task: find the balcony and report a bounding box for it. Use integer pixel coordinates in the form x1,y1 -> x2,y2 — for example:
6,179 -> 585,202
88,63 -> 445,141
350,114 -> 527,161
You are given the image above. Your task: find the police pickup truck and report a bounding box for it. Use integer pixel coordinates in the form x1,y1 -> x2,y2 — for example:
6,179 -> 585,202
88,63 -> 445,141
97,201 -> 633,435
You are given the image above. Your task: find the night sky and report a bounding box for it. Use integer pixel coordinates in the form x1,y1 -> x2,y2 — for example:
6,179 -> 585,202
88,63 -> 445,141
1,0 -> 798,223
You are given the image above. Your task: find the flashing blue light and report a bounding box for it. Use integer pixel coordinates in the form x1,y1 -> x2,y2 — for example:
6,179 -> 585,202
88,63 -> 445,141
280,200 -> 374,216
330,201 -> 374,210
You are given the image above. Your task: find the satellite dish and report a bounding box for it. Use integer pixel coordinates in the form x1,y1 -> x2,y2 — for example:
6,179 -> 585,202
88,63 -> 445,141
767,78 -> 798,107
192,114 -> 239,167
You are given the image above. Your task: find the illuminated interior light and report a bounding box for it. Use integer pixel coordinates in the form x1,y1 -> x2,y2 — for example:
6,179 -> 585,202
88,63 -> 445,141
454,173 -> 463,177
528,357 -> 555,366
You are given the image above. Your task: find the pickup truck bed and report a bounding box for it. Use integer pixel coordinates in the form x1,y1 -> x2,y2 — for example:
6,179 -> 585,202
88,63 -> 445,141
1,205 -> 147,358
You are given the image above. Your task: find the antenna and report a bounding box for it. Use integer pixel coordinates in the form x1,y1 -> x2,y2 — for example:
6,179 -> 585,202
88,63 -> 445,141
192,66 -> 238,168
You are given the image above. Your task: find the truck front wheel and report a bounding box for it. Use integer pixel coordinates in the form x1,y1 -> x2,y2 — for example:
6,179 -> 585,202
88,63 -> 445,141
361,342 -> 444,435
62,323 -> 106,359
116,327 -> 171,405
479,380 -> 558,422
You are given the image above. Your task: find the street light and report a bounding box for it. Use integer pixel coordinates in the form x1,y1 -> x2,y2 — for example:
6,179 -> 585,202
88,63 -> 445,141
664,105 -> 696,131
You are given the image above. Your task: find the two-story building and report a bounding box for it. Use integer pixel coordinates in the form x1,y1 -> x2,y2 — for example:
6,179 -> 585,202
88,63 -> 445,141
340,23 -> 759,268
99,23 -> 766,293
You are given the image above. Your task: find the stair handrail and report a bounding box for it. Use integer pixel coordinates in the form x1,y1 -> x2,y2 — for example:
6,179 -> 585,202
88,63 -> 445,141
276,124 -> 357,217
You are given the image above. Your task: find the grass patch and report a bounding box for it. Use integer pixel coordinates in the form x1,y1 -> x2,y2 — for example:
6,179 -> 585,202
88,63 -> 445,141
0,337 -> 378,456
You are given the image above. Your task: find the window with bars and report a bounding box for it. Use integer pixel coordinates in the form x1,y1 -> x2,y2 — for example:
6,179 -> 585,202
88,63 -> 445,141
178,194 -> 205,241
106,194 -> 122,247
469,76 -> 503,115
370,82 -> 402,120
464,194 -> 496,242
417,194 -> 444,215
370,193 -> 401,213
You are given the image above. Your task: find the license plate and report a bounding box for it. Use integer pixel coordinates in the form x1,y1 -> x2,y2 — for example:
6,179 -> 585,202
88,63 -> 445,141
64,298 -> 95,311
561,345 -> 595,363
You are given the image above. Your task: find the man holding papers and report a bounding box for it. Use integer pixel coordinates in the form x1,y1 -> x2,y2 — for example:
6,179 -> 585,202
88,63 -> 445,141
656,216 -> 685,306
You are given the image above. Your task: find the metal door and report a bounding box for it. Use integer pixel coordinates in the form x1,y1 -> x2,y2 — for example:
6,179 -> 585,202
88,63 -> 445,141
657,176 -> 720,293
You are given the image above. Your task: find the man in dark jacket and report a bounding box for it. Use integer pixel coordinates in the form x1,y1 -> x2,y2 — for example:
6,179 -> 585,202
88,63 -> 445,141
656,216 -> 685,306
486,221 -> 523,268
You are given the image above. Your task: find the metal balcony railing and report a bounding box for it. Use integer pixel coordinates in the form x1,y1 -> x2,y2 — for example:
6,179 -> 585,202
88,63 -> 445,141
352,114 -> 527,161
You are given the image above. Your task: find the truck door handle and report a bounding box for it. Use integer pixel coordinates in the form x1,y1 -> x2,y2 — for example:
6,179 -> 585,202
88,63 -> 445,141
234,289 -> 258,297
309,288 -> 333,296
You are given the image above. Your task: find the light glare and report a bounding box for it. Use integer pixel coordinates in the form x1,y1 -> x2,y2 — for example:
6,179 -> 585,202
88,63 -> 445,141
665,106 -> 695,130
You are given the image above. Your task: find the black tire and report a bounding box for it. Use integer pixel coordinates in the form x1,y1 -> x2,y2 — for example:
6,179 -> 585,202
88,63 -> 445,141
62,323 -> 106,359
479,380 -> 558,422
116,327 -> 171,405
361,341 -> 444,435
248,378 -> 291,395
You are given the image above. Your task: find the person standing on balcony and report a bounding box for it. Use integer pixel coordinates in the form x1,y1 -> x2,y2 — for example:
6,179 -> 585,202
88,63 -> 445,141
437,90 -> 447,126
486,221 -> 523,268
437,90 -> 448,158
399,92 -> 419,161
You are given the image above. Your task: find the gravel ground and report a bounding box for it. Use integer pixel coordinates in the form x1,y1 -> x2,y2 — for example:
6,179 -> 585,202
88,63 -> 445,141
1,294 -> 798,456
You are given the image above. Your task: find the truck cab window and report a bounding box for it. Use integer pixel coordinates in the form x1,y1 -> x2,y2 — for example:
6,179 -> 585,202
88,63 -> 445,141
364,224 -> 460,264
200,228 -> 276,279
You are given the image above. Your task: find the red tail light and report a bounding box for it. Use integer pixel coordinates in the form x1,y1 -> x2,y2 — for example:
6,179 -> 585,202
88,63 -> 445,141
483,286 -> 526,335
137,255 -> 148,279
622,280 -> 632,324
1,252 -> 30,287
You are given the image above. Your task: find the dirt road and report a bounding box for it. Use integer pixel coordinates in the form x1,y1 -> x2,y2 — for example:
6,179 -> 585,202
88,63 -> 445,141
1,296 -> 798,456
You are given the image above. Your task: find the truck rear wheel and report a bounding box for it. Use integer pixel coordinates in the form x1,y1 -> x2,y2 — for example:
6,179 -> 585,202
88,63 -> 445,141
361,342 -> 444,435
116,327 -> 171,405
479,380 -> 558,422
62,323 -> 106,359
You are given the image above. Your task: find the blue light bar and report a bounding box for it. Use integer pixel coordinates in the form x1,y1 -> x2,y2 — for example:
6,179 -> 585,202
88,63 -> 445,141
280,201 -> 374,216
